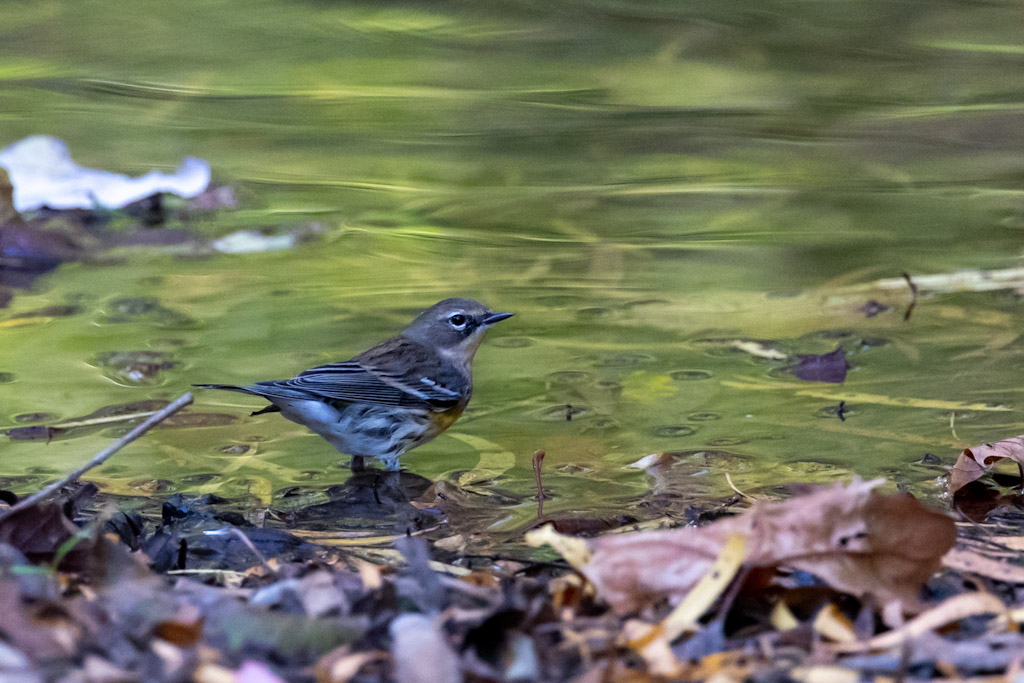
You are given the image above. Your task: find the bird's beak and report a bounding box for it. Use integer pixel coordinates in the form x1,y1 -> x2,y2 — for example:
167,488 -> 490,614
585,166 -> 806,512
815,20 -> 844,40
483,311 -> 514,326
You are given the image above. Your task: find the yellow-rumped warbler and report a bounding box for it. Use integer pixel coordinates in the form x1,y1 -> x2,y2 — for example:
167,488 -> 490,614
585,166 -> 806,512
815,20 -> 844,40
196,298 -> 513,470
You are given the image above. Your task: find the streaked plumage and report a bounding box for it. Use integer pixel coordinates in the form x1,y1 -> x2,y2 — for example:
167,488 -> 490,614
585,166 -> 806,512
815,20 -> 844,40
196,298 -> 512,470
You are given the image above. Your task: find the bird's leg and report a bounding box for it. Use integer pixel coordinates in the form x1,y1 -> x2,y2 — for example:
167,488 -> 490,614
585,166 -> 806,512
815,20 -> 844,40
379,453 -> 402,472
350,455 -> 367,472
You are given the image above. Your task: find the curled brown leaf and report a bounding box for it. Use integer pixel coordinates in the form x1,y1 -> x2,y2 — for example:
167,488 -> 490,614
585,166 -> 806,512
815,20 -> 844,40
564,478 -> 954,614
949,435 -> 1024,494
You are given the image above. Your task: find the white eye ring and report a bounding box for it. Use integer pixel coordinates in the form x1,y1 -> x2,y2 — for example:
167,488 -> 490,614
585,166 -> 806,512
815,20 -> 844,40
448,313 -> 468,330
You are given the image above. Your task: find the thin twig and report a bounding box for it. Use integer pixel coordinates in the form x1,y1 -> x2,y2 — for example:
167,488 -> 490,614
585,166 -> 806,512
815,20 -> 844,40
725,472 -> 757,504
221,526 -> 276,575
902,271 -> 918,321
533,449 -> 546,518
0,392 -> 193,522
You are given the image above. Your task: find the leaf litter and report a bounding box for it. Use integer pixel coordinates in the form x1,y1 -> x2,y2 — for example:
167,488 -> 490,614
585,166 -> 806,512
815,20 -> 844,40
1,440 -> 1024,682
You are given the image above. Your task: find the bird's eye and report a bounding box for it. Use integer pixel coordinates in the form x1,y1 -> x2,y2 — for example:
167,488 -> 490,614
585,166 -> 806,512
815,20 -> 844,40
448,313 -> 468,329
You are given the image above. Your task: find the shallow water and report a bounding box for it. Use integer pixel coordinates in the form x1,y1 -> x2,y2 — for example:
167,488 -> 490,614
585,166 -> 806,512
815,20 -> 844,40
2,0 -> 1024,538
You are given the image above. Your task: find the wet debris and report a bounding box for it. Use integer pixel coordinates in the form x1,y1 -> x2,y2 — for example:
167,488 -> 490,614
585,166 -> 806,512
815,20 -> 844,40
187,185 -> 238,212
789,345 -> 848,383
99,296 -> 195,327
858,299 -> 891,318
91,350 -> 180,385
1,169 -> 87,288
211,229 -> 297,254
818,400 -> 850,421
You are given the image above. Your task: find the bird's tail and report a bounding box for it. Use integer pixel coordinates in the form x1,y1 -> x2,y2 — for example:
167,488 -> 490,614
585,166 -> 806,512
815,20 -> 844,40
192,383 -> 283,416
192,383 -> 259,395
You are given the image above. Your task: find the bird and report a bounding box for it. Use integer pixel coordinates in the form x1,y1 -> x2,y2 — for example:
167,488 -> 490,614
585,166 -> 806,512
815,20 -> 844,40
195,298 -> 513,470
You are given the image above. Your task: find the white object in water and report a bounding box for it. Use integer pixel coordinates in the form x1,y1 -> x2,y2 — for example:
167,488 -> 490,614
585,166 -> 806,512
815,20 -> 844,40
0,135 -> 210,212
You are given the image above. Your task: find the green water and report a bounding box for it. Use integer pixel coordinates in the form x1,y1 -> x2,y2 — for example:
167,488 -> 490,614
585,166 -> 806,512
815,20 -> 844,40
2,1 -> 1024,533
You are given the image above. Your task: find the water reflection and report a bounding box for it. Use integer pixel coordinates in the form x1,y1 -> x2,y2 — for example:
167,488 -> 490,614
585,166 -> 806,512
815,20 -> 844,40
0,0 -> 1023,545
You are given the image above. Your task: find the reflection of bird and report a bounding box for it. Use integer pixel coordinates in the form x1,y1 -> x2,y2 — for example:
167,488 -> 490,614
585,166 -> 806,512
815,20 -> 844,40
196,298 -> 513,470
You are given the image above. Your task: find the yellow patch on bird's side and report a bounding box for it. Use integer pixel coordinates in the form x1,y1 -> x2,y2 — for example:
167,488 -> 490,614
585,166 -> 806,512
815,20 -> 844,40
622,371 -> 678,403
432,405 -> 465,433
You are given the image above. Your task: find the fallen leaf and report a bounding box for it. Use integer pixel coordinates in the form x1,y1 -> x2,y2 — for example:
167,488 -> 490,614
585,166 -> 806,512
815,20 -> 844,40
354,559 -> 383,590
314,647 -> 386,683
659,534 -> 747,641
792,666 -> 860,683
533,478 -> 954,613
389,614 -> 461,683
949,435 -> 1024,494
833,592 -> 1007,653
730,340 -> 789,360
942,547 -> 1024,583
770,600 -> 799,631
0,503 -> 90,570
298,570 -> 348,618
620,619 -> 682,678
812,604 -> 856,643
155,616 -> 204,647
524,524 -> 591,568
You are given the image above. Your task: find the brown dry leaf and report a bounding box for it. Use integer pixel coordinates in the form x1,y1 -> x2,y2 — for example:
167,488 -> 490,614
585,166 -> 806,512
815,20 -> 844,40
154,617 -> 204,647
943,547 -> 1024,583
949,435 -> 1024,494
548,478 -> 953,613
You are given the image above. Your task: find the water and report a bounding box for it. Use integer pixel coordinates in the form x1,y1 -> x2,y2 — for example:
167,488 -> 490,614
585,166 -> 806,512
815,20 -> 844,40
2,0 -> 1024,540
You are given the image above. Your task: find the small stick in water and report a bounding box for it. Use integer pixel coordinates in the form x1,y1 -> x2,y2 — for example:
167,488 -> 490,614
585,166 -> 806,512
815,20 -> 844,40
532,449 -> 546,518
0,392 -> 193,522
902,271 -> 918,321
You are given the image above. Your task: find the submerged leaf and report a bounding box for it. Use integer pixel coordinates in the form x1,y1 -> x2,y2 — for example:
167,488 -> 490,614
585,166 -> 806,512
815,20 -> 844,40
790,347 -> 848,383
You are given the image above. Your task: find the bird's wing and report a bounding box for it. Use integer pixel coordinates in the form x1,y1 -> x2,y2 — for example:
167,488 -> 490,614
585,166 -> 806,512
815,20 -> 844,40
353,337 -> 469,408
255,338 -> 468,409
259,360 -> 416,406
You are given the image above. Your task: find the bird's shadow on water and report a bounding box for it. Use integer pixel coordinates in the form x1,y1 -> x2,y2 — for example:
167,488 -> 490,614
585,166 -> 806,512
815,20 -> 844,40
281,468 -> 442,530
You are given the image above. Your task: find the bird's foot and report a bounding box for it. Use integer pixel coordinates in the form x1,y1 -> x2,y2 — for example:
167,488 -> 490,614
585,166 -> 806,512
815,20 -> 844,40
378,454 -> 402,472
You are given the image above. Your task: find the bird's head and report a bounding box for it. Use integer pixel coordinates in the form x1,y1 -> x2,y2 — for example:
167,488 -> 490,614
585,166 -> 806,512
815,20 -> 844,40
403,298 -> 513,363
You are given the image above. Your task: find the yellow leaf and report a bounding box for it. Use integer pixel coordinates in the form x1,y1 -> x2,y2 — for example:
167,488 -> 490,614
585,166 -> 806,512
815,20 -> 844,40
660,533 -> 747,642
812,604 -> 856,643
770,600 -> 799,631
524,523 -> 591,568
